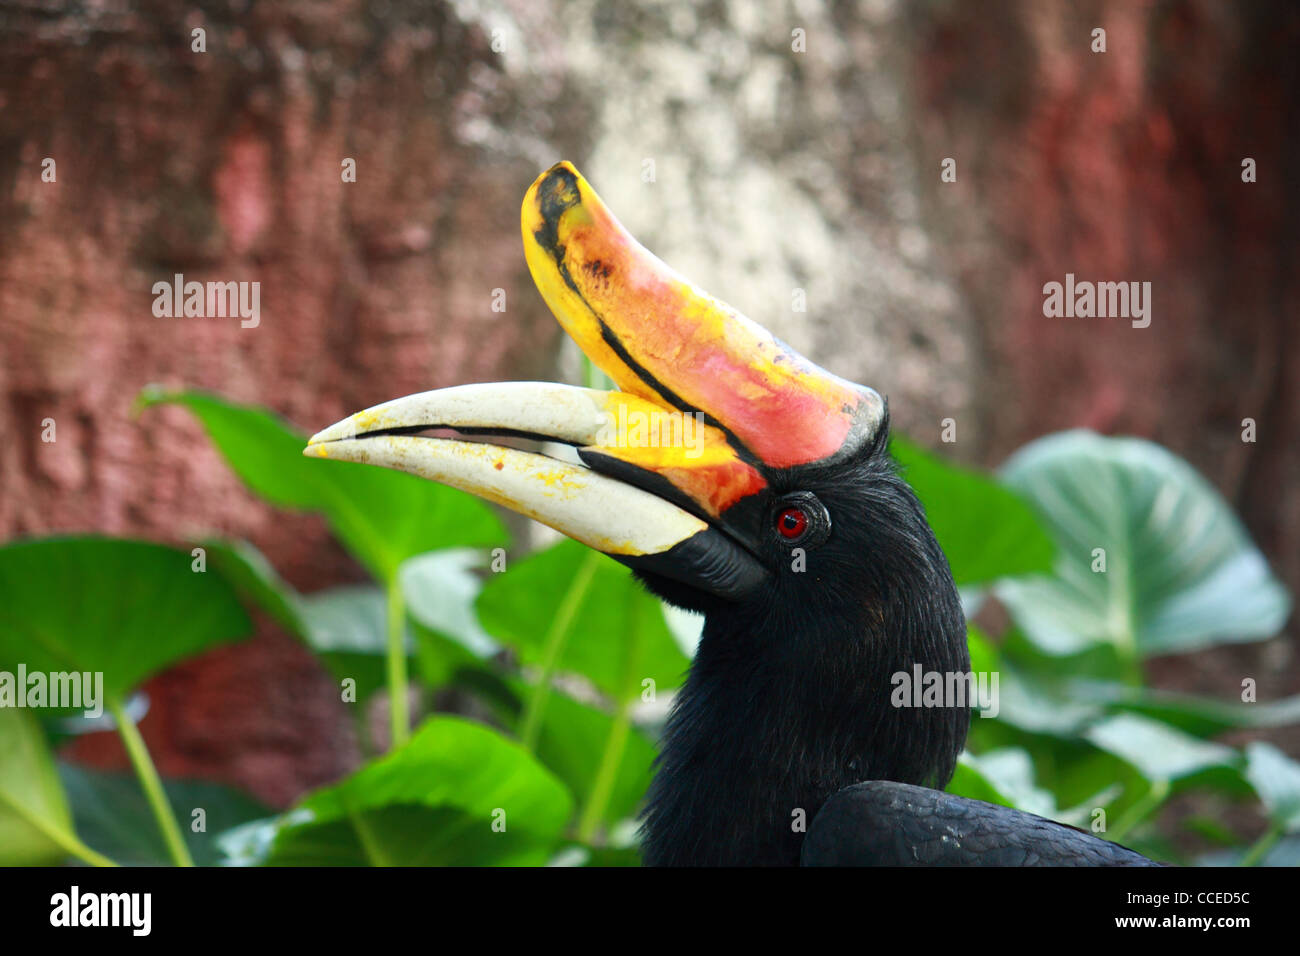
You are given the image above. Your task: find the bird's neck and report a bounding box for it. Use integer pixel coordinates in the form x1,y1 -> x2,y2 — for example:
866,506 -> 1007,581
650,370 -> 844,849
640,598 -> 969,866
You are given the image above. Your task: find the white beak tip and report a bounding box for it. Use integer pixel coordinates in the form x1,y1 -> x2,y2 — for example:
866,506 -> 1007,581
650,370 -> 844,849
307,417 -> 365,446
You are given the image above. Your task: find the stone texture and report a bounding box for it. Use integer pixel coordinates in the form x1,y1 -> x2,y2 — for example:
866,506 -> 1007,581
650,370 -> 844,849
2,0 -> 1295,805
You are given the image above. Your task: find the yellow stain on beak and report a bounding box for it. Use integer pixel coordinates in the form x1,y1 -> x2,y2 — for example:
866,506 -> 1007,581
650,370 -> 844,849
306,381 -> 768,519
304,433 -> 707,557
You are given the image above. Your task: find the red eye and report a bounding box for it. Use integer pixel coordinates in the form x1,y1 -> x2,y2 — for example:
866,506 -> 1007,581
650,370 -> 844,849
776,507 -> 808,539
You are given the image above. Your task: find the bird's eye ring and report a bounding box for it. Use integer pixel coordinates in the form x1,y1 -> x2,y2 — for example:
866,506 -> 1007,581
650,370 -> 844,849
771,492 -> 831,548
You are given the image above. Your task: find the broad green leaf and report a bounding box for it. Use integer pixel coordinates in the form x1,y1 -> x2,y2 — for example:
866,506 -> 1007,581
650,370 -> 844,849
265,804 -> 555,865
0,710 -> 75,865
996,431 -> 1290,657
989,665 -> 1103,737
477,540 -> 690,700
946,759 -> 1013,807
1182,815 -> 1240,846
139,389 -> 508,581
204,538 -> 304,636
299,580 -> 491,699
0,537 -> 250,710
999,625 -> 1137,683
890,437 -> 1054,586
1197,835 -> 1300,867
1244,743 -> 1300,833
298,584 -> 409,705
965,623 -> 999,677
498,680 -> 655,827
956,748 -> 1059,818
1005,737 -> 1157,823
204,538 -> 400,704
58,764 -> 270,867
207,539 -> 486,698
957,747 -> 1122,830
1065,679 -> 1300,738
400,549 -> 498,657
1084,713 -> 1238,782
249,717 -> 572,865
216,816 -> 282,866
551,844 -> 642,866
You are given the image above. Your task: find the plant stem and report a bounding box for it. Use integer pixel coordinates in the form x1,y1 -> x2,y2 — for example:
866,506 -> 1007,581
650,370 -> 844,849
109,698 -> 194,867
577,595 -> 645,843
0,790 -> 117,867
578,695 -> 633,843
1109,777 -> 1170,842
520,551 -> 600,752
386,577 -> 410,749
59,835 -> 119,868
1239,823 -> 1283,867
345,795 -> 392,867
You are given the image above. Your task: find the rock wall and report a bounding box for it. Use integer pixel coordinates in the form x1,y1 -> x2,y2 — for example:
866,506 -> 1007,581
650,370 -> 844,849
2,0 -> 1294,803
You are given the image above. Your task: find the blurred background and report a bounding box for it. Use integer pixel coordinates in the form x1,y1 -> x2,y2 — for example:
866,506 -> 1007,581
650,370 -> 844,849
1,0 -> 1296,848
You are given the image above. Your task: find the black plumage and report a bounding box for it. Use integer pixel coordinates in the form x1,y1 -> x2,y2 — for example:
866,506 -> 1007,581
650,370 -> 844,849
313,162 -> 1159,867
633,416 -> 1154,866
802,782 -> 1160,866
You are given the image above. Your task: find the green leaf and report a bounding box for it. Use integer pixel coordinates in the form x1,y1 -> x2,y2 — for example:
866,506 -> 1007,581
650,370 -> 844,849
996,431 -> 1291,657
989,665 -> 1104,737
1084,713 -> 1238,783
400,549 -> 498,657
956,747 -> 1123,830
965,623 -> 999,677
295,579 -> 492,700
1064,679 -> 1300,738
249,717 -> 573,866
139,389 -> 508,581
551,844 -> 643,866
1244,743 -> 1300,833
477,539 -> 690,700
0,710 -> 76,865
954,748 -> 1059,818
203,539 -> 399,705
1197,835 -> 1300,867
58,764 -> 270,867
266,804 -> 556,866
297,584 -> 410,705
207,539 -> 490,698
500,680 -> 655,827
204,538 -> 305,636
0,537 -> 250,711
891,437 -> 1055,586
946,760 -> 1011,807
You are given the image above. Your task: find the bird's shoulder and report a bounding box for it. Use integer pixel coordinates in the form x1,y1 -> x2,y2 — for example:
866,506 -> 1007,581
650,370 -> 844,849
801,780 -> 1161,866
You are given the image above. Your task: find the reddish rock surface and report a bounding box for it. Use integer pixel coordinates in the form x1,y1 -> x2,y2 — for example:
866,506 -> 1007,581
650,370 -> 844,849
2,0 -> 1295,807
0,0 -> 575,804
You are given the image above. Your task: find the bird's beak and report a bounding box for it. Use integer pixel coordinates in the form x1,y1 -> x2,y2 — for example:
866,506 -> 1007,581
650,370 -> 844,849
305,162 -> 883,601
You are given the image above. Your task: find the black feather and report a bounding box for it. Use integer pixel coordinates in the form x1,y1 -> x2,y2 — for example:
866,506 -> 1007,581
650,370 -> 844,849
802,781 -> 1161,866
636,417 -> 972,865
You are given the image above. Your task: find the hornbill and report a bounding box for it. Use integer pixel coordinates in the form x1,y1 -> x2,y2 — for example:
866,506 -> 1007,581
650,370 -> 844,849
305,163 -> 1157,867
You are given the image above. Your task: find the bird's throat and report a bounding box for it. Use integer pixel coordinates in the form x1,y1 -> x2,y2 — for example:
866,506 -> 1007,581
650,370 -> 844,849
640,594 -> 969,866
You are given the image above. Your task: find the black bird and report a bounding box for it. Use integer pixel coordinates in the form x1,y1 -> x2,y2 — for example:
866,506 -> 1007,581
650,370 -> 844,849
306,162 -> 1157,867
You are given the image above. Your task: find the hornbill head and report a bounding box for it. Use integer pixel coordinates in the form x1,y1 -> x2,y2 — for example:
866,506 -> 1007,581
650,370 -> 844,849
306,162 -> 969,865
